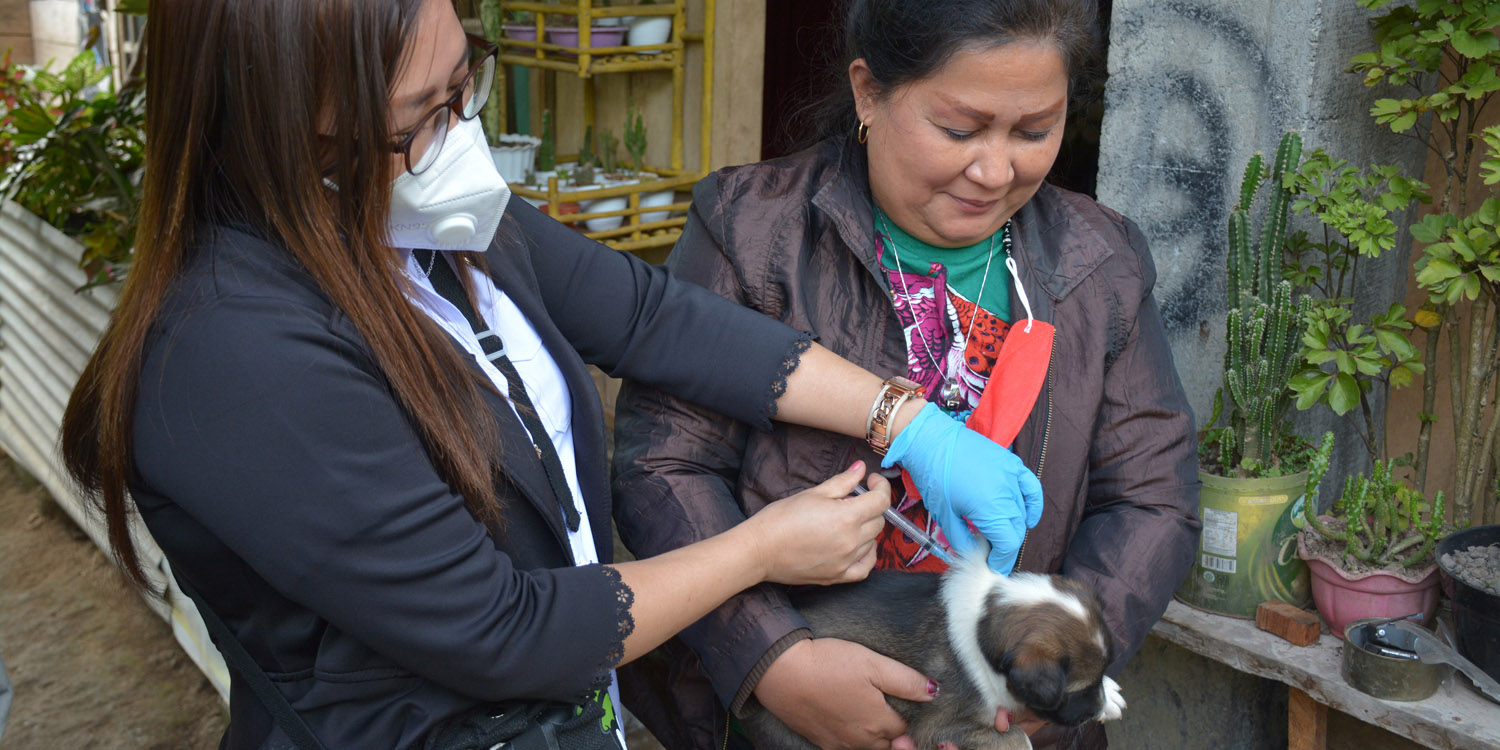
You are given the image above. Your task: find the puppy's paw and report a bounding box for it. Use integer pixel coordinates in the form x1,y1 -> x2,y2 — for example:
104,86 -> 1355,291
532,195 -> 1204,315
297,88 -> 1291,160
1097,676 -> 1126,721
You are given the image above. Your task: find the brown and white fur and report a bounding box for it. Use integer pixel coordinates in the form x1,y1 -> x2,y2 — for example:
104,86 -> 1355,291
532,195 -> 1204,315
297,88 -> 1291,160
740,557 -> 1125,749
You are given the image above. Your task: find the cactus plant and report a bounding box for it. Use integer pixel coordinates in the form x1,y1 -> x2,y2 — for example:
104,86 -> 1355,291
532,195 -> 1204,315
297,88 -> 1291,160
579,125 -> 598,168
623,100 -> 647,176
1301,437 -> 1448,570
536,109 -> 556,173
1205,132 -> 1313,478
478,0 -> 504,142
598,128 -> 620,175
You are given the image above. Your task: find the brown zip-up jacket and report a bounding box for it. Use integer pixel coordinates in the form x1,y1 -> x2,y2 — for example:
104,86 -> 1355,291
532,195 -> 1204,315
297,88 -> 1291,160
612,141 -> 1201,750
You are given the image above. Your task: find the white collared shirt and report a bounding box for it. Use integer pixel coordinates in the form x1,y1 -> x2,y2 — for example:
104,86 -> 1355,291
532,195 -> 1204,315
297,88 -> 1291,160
399,249 -> 599,566
400,248 -> 630,745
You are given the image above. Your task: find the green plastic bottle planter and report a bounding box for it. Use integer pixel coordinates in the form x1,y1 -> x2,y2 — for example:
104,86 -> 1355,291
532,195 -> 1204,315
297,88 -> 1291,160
1176,470 -> 1313,618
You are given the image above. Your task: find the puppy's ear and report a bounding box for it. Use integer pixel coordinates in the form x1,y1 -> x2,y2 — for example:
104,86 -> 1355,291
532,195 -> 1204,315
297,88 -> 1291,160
1006,654 -> 1068,711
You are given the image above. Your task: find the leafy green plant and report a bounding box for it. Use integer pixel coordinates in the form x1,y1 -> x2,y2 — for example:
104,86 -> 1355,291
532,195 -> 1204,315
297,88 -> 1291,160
623,99 -> 647,176
1349,0 -> 1500,524
536,109 -> 556,172
1202,132 -> 1314,478
1285,149 -> 1429,463
1301,439 -> 1449,570
598,128 -> 620,174
1,50 -> 144,288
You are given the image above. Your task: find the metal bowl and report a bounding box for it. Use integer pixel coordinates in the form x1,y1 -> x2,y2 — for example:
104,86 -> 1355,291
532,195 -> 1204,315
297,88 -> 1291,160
1341,618 -> 1448,701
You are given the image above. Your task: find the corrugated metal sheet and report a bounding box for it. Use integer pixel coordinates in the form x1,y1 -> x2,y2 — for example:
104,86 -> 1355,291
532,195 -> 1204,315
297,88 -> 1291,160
0,200 -> 230,701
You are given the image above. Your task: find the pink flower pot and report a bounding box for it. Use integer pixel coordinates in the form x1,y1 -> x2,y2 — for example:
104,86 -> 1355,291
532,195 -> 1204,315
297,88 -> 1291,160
502,23 -> 539,42
1299,533 -> 1441,639
545,26 -> 627,58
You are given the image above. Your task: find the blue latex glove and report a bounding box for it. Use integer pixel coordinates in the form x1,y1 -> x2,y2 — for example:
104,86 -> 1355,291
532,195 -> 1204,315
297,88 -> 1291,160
881,402 -> 1044,574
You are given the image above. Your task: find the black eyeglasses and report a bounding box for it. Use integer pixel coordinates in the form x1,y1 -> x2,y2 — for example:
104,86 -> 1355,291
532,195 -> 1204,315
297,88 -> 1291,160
393,33 -> 499,175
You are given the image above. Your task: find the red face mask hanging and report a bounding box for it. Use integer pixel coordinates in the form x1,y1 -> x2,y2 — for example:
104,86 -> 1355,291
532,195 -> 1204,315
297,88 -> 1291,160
899,255 -> 1054,563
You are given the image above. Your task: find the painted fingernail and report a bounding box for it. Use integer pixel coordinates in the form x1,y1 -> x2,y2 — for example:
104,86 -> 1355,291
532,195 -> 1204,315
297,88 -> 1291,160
848,460 -> 864,472
927,679 -> 941,697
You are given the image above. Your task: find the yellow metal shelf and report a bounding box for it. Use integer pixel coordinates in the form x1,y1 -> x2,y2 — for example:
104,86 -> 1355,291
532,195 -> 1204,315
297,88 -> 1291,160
491,0 -> 714,256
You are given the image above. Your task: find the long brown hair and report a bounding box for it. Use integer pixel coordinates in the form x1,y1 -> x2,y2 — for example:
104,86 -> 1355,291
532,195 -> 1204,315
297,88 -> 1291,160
60,0 -> 505,589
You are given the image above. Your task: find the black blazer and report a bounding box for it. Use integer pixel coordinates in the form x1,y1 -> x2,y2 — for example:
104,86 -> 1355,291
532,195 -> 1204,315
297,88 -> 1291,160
128,199 -> 807,749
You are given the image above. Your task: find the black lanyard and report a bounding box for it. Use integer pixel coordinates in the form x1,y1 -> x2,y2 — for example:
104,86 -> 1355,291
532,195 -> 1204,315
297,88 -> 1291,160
418,249 -> 580,533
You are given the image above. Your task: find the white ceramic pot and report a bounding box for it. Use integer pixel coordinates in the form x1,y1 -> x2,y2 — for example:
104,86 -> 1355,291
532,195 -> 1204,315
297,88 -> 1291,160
639,188 -> 674,224
489,135 -> 541,184
579,196 -> 628,232
627,16 -> 672,52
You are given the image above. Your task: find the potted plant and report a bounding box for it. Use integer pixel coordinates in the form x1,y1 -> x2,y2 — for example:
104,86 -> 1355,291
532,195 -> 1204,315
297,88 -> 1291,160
597,128 -> 626,182
627,0 -> 672,52
1437,521 -> 1500,685
489,133 -> 541,185
1,49 -> 143,288
533,109 -> 557,178
1179,132 -> 1318,618
1298,448 -> 1449,638
546,0 -> 629,59
623,100 -> 648,177
499,8 -> 537,41
571,126 -> 624,231
617,100 -> 673,225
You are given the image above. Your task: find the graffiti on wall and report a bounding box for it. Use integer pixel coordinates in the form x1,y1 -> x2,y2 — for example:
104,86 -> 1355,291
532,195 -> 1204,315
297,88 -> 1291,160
1101,1 -> 1291,336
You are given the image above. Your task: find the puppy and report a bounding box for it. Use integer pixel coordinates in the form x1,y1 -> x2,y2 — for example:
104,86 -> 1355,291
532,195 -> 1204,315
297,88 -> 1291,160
740,557 -> 1125,749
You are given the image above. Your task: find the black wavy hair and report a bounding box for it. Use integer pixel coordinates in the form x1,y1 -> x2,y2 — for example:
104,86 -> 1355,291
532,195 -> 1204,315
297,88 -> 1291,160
798,0 -> 1103,152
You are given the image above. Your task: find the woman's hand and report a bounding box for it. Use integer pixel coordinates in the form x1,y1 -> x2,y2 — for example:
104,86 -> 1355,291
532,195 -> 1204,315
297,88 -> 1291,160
746,465 -> 890,586
754,638 -> 935,750
881,403 -> 1044,574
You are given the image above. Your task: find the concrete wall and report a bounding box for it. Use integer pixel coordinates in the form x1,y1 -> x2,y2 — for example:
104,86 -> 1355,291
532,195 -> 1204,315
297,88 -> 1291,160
1097,0 -> 1429,486
27,0 -> 79,69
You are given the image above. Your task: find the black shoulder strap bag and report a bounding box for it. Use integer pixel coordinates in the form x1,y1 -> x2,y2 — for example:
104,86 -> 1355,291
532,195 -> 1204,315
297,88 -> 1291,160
172,252 -> 622,750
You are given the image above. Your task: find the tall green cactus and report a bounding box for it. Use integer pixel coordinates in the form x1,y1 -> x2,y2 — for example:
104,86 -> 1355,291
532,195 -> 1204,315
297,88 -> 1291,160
1220,132 -> 1309,475
623,100 -> 647,176
479,0 -> 504,143
536,109 -> 555,172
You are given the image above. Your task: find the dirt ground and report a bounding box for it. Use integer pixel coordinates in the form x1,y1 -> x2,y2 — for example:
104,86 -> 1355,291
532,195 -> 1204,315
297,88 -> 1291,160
0,457 -> 227,749
0,452 -> 665,750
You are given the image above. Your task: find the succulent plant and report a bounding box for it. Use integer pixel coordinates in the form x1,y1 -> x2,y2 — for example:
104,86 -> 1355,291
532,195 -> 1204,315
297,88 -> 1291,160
1301,434 -> 1448,569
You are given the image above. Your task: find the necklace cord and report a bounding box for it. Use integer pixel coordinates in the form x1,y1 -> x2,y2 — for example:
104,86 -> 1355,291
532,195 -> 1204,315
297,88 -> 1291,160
877,212 -> 1009,406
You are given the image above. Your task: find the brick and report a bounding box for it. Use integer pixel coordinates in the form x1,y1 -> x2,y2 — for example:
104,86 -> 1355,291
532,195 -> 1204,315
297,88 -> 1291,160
1256,601 -> 1322,646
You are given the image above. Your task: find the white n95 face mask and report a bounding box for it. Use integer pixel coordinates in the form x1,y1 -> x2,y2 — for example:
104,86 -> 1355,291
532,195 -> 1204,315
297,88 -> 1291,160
387,116 -> 511,251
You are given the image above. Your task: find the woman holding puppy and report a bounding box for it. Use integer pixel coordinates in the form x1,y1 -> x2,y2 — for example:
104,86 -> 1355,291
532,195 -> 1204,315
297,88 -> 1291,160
58,0 -> 1045,747
612,1 -> 1202,748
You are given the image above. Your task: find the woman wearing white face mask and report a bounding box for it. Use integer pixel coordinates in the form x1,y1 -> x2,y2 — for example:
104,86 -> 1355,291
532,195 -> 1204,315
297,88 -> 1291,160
59,1 -> 1043,748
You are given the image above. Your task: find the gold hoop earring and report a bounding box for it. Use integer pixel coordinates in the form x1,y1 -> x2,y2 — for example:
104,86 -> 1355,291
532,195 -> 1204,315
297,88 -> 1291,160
857,121 -> 870,144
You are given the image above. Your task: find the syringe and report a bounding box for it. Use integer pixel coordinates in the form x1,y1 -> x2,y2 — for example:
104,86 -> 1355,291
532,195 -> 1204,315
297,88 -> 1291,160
852,484 -> 954,565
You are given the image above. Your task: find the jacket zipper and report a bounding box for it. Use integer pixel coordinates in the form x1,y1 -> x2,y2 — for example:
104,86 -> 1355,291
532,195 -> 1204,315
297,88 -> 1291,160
1014,330 -> 1056,571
